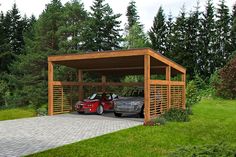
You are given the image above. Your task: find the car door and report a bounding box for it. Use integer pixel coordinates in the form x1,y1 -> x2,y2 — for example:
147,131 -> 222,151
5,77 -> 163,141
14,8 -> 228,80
102,93 -> 114,110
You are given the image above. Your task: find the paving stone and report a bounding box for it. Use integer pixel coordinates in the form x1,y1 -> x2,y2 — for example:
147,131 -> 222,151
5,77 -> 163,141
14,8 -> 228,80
0,113 -> 142,157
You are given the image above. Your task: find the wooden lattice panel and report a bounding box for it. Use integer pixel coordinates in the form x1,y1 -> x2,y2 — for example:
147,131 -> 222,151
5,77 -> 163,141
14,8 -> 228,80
53,85 -> 75,114
170,85 -> 183,109
150,84 -> 168,118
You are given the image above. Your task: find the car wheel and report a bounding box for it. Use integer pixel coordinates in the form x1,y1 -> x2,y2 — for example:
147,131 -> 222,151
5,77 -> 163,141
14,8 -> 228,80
139,106 -> 144,118
96,105 -> 104,115
114,112 -> 122,117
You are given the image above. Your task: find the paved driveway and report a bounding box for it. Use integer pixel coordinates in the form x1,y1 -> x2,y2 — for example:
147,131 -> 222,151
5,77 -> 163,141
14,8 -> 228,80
0,113 -> 142,157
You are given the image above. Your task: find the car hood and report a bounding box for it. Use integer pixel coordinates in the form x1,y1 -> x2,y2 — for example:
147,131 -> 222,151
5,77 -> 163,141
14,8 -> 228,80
82,99 -> 99,103
115,97 -> 143,102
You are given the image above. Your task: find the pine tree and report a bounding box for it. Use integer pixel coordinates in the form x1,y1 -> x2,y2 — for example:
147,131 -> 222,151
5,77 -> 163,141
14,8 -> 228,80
58,0 -> 87,52
81,0 -> 122,51
215,0 -> 231,67
230,3 -> 236,53
9,3 -> 25,55
199,0 -> 216,77
124,23 -> 148,48
0,4 -> 27,73
126,0 -> 140,29
149,6 -> 167,54
36,0 -> 63,52
165,13 -> 174,57
170,6 -> 188,67
185,3 -> 201,76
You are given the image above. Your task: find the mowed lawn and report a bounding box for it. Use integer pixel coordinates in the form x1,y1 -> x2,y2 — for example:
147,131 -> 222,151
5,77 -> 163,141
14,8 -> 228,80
0,108 -> 36,121
28,98 -> 236,157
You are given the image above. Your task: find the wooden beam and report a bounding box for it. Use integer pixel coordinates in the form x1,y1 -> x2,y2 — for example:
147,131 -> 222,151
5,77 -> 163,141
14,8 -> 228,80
166,66 -> 171,109
82,66 -> 166,72
181,73 -> 186,109
52,81 -> 144,87
78,70 -> 83,101
102,75 -> 106,91
48,61 -> 54,116
144,54 -> 151,123
150,80 -> 185,86
48,49 -> 148,62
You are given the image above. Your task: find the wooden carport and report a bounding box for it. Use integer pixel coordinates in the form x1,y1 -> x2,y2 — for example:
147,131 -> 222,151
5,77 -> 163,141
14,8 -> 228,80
48,48 -> 186,123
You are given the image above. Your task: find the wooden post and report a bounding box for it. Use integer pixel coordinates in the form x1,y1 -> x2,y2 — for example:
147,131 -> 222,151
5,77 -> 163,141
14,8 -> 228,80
78,70 -> 83,101
181,73 -> 186,109
166,66 -> 171,109
102,75 -> 106,92
144,55 -> 150,123
48,61 -> 54,116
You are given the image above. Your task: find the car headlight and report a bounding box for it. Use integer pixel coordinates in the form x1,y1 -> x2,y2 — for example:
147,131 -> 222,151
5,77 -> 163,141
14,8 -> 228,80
85,104 -> 93,107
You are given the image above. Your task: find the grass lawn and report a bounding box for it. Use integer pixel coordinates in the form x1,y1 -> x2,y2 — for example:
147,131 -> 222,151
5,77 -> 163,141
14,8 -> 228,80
28,98 -> 236,157
0,108 -> 36,121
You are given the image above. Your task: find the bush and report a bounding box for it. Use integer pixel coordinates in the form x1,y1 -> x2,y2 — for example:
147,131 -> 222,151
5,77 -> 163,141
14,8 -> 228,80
186,80 -> 201,107
162,108 -> 190,122
144,117 -> 167,126
36,104 -> 48,116
214,55 -> 236,99
169,142 -> 236,157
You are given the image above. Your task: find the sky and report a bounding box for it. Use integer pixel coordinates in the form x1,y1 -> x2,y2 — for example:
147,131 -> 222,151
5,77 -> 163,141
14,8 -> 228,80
0,0 -> 235,31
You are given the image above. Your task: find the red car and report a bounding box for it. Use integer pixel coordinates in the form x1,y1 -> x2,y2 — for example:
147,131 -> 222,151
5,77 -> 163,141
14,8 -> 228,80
75,92 -> 118,115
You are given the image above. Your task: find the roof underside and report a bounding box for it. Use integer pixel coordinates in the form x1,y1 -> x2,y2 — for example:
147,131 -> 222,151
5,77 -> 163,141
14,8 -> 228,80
48,48 -> 185,76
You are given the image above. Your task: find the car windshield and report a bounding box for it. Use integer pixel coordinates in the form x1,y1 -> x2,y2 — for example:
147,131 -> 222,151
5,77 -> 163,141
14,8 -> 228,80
89,93 -> 102,100
89,93 -> 112,100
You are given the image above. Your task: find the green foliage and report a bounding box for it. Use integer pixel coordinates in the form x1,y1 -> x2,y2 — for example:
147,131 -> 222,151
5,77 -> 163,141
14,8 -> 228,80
0,80 -> 10,107
124,23 -> 149,48
186,80 -> 201,107
57,0 -> 87,52
81,0 -> 122,51
170,142 -> 236,157
149,6 -> 167,54
126,0 -> 141,30
36,104 -> 48,116
162,108 -> 190,122
215,55 -> 236,99
7,52 -> 48,108
198,0 -> 216,77
144,117 -> 167,126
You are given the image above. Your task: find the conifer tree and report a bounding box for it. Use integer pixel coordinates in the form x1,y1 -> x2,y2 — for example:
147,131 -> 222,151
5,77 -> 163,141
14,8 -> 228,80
230,3 -> 236,53
81,0 -> 122,51
170,6 -> 188,67
165,13 -> 174,57
58,0 -> 87,52
185,3 -> 201,75
36,0 -> 63,52
199,0 -> 216,77
215,0 -> 231,67
126,0 -> 140,29
149,6 -> 167,54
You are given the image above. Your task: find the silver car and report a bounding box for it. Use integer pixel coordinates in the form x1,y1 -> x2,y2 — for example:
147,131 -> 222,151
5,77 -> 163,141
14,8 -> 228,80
114,90 -> 144,117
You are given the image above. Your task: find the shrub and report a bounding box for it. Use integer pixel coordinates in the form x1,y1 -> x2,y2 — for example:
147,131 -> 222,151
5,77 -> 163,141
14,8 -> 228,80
214,55 -> 236,99
162,108 -> 190,122
144,117 -> 167,126
186,80 -> 201,107
36,104 -> 48,116
169,142 -> 236,157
